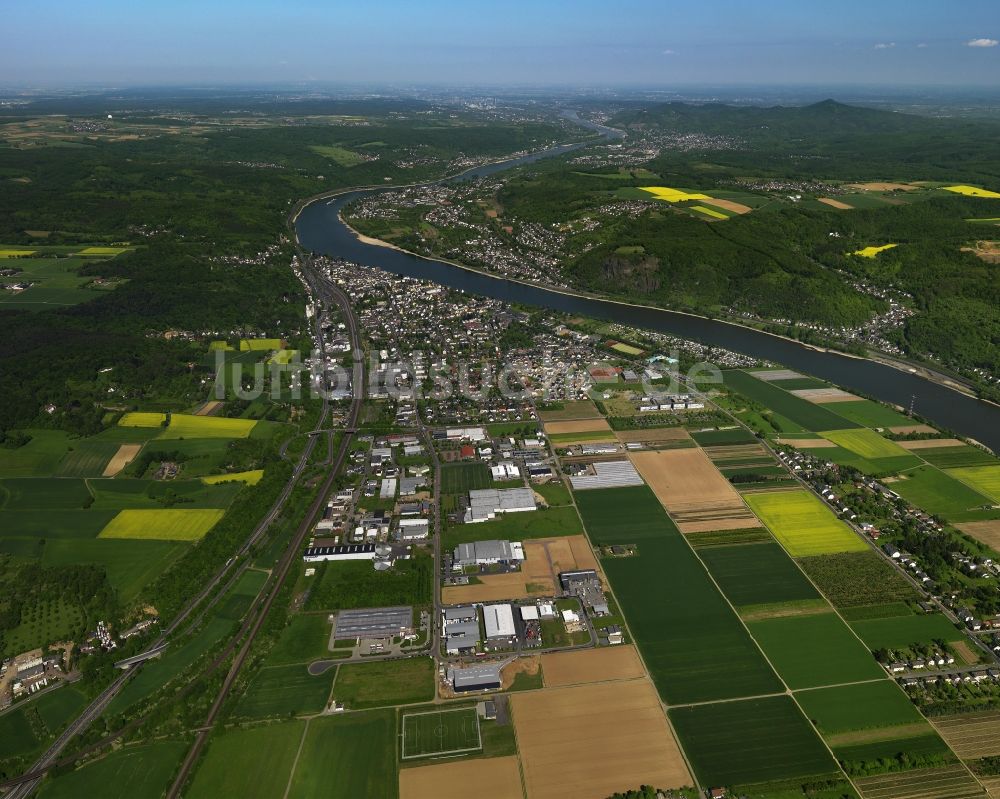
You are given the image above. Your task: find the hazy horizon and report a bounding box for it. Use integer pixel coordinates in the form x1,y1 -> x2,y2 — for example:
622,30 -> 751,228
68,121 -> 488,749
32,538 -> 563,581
3,0 -> 998,88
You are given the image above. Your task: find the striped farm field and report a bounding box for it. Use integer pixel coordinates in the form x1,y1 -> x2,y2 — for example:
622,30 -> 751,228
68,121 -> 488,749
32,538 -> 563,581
745,490 -> 867,556
118,412 -> 168,428
159,414 -> 257,439
98,508 -> 225,541
947,464 -> 1000,503
201,470 -> 264,486
821,428 -> 916,462
852,764 -> 984,799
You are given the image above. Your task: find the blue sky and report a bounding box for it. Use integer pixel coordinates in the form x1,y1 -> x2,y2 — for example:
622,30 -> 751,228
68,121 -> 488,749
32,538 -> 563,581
3,0 -> 998,87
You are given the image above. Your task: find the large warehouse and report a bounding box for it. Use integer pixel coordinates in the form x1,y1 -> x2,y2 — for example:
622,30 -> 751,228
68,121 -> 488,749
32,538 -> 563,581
483,604 -> 516,640
570,460 -> 644,491
464,487 -> 537,523
302,543 -> 377,563
335,606 -> 414,639
454,539 -> 525,567
449,662 -> 503,693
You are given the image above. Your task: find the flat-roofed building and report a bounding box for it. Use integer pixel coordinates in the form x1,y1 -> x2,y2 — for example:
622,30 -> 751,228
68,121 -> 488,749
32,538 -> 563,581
449,662 -> 502,693
454,539 -> 524,567
335,606 -> 413,639
483,604 -> 516,640
303,543 -> 377,563
465,487 -> 536,523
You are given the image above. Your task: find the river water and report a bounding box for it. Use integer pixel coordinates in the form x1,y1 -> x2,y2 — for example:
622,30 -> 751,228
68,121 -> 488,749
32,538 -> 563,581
295,120 -> 1000,451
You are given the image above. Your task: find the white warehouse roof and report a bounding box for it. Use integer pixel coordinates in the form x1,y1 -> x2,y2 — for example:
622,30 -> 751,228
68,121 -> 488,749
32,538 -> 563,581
483,604 -> 516,638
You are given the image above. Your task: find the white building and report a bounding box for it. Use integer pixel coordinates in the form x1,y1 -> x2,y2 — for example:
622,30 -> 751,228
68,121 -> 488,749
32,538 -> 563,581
483,604 -> 516,639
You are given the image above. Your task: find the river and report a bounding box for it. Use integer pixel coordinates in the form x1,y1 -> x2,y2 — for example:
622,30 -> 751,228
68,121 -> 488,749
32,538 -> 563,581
295,117 -> 1000,452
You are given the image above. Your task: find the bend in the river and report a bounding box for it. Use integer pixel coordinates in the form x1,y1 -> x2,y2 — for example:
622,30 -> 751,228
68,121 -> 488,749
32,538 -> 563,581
295,115 -> 1000,452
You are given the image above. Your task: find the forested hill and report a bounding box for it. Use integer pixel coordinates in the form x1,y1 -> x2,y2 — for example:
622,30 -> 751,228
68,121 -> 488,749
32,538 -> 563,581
613,100 -> 1000,184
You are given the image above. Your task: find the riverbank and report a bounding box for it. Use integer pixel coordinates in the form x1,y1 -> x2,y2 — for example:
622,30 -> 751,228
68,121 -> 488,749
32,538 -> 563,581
337,211 -> 990,406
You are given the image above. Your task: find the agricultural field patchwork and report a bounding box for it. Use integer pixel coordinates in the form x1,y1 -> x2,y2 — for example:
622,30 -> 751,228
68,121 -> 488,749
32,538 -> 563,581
795,680 -> 924,735
201,469 -> 264,485
512,680 -> 692,799
848,613 -> 965,650
234,663 -> 335,719
947,464 -> 1000,503
748,612 -> 885,689
669,695 -> 839,788
698,542 -> 820,608
400,756 -> 523,799
851,243 -> 898,258
825,399 -> 914,429
186,721 -> 305,799
37,741 -> 188,799
332,657 -> 434,710
98,508 -> 225,541
723,370 -> 860,432
889,465 -> 995,521
820,428 -> 919,465
745,490 -> 867,556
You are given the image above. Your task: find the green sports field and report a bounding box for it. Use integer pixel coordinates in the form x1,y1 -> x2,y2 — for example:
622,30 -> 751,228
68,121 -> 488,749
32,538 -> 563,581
821,428 -> 917,464
401,708 -> 481,758
286,711 -> 396,799
669,696 -> 839,787
38,741 -> 188,799
698,542 -> 820,608
98,508 -> 225,541
849,613 -> 964,649
186,721 -> 305,799
795,680 -> 924,735
234,663 -> 336,719
947,464 -> 1000,503
748,612 -> 884,689
745,490 -> 867,556
890,465 -> 994,521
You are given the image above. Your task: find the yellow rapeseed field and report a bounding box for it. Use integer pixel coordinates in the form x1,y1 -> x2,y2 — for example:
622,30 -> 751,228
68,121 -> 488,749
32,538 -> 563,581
201,469 -> 264,486
944,185 -> 1000,199
640,186 -> 712,202
851,244 -> 898,258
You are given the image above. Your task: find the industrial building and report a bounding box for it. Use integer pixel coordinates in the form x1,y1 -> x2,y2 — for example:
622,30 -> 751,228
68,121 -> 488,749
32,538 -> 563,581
454,539 -> 524,567
464,487 -> 536,523
303,543 -> 377,562
490,462 -> 520,481
449,662 -> 503,693
444,620 -> 481,654
396,518 -> 430,541
483,604 -> 516,641
569,460 -> 644,491
335,606 -> 414,639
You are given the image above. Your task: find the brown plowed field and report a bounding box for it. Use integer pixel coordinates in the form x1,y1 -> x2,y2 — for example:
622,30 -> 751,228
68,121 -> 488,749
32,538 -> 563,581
511,681 -> 691,799
400,756 -> 524,799
541,645 -> 645,688
102,443 -> 143,477
889,424 -> 938,434
544,418 -> 611,435
817,197 -> 853,210
956,520 -> 1000,551
933,711 -> 1000,759
614,427 -> 691,444
790,387 -> 859,403
629,449 -> 762,533
896,438 -> 965,450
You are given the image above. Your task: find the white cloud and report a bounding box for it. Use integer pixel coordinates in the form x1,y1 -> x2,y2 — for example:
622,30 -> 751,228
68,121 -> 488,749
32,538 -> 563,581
916,42 -> 928,48
967,38 -> 999,48
662,49 -> 676,56
874,42 -> 896,50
